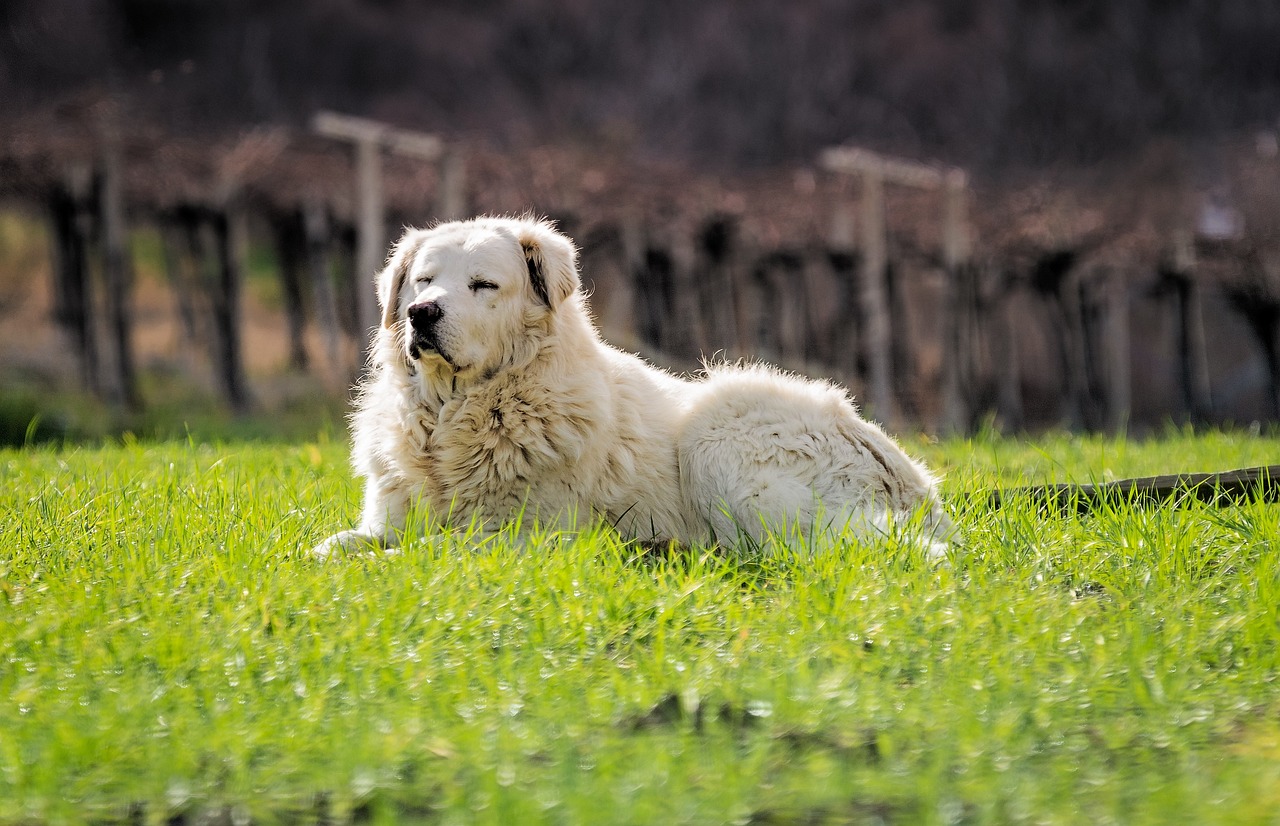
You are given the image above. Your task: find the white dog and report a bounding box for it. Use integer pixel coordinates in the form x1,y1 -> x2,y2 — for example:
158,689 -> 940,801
312,216 -> 950,559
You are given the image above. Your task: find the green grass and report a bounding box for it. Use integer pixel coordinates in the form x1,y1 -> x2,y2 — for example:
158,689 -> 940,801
2,432 -> 1278,824
0,375 -> 352,447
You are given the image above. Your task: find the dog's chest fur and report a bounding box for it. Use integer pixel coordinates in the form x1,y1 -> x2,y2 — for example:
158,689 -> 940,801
393,367 -> 601,519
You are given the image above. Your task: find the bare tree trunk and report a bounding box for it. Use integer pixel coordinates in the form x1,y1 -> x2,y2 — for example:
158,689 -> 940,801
1055,272 -> 1092,430
637,246 -> 676,355
305,200 -> 345,389
1235,297 -> 1280,422
732,234 -> 761,358
938,263 -> 975,435
800,252 -> 827,365
695,216 -> 740,358
335,224 -> 361,347
1265,319 -> 1280,421
161,215 -> 203,350
825,245 -> 860,383
1165,233 -> 1212,424
885,259 -> 916,420
98,144 -> 140,409
782,253 -> 811,366
1102,268 -> 1131,434
211,204 -> 250,412
1176,276 -> 1214,423
749,251 -> 808,366
270,210 -> 310,371
182,209 -> 219,389
669,232 -> 702,361
994,282 -> 1024,432
48,170 -> 99,395
1175,276 -> 1213,424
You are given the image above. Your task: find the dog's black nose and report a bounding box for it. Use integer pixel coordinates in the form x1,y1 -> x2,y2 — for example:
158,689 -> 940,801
407,300 -> 443,332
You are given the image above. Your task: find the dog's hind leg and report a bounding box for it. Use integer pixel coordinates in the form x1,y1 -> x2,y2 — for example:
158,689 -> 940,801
678,367 -> 951,556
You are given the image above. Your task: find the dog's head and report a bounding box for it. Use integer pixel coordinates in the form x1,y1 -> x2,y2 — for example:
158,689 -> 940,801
375,217 -> 580,378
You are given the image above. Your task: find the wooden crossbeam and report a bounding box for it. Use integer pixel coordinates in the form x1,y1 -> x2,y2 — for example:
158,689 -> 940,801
819,146 -> 962,191
986,465 -> 1280,513
312,111 -> 444,161
312,111 -> 447,347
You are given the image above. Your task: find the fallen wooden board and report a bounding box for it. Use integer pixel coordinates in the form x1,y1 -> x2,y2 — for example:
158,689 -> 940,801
986,465 -> 1280,513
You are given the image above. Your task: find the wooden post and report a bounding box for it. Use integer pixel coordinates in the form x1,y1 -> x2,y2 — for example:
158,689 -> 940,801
820,146 -> 969,430
353,137 -> 384,338
437,149 -> 467,220
857,164 -> 896,426
939,170 -> 971,434
313,112 -> 446,354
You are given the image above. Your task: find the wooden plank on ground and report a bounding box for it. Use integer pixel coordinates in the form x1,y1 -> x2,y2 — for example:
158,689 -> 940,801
987,465 -> 1280,512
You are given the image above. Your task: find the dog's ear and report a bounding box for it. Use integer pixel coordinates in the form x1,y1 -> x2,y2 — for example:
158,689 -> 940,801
376,231 -> 423,329
515,220 -> 580,309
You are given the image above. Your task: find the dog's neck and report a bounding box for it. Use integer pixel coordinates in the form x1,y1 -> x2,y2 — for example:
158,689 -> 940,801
390,321 -> 561,412
412,360 -> 490,409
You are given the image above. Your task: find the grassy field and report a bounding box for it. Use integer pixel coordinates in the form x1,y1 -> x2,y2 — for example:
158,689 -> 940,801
2,430 -> 1278,824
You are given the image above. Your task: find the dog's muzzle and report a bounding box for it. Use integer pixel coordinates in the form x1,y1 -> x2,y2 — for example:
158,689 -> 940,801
406,300 -> 448,362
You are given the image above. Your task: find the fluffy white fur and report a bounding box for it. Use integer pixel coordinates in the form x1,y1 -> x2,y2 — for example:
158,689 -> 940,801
312,216 -> 951,559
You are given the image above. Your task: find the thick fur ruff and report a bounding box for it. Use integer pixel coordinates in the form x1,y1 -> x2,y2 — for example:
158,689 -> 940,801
313,216 -> 950,559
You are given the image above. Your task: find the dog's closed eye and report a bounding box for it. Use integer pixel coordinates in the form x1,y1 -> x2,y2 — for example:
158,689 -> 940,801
470,279 -> 499,292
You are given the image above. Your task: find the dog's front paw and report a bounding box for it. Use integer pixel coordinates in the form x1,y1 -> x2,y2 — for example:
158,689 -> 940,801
310,529 -> 388,561
924,538 -> 951,566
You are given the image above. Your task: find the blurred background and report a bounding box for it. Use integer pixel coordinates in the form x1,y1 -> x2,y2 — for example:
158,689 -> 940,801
2,0 -> 1279,443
